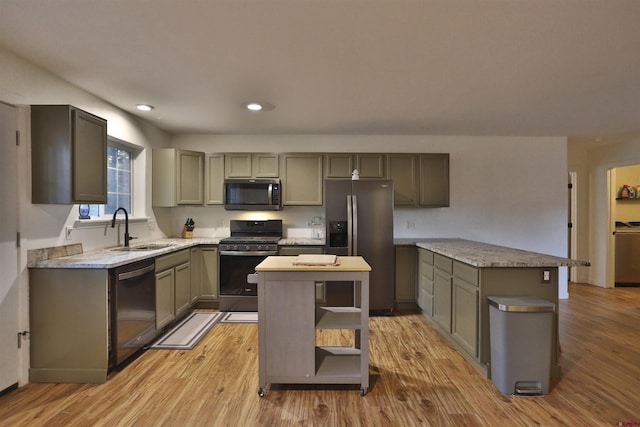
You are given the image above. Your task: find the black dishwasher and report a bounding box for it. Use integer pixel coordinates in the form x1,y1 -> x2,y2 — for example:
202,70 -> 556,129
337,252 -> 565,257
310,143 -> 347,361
110,259 -> 157,368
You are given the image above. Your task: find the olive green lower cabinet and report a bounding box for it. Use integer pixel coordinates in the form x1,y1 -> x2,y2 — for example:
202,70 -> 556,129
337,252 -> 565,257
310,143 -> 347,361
191,246 -> 220,308
394,246 -> 418,311
421,250 -> 560,379
155,249 -> 191,330
255,256 -> 371,397
29,268 -> 110,383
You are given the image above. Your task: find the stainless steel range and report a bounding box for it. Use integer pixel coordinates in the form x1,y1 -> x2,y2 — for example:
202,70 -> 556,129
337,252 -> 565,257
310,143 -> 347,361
219,219 -> 282,311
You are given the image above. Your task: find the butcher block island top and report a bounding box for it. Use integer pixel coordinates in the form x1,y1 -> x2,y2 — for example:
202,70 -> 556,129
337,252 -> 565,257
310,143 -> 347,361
255,255 -> 371,272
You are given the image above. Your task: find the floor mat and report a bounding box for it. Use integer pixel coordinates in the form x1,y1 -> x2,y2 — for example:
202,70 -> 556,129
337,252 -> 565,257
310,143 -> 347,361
150,312 -> 223,350
219,312 -> 258,323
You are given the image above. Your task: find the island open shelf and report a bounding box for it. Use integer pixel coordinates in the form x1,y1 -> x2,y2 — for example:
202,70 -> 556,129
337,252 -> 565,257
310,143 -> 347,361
255,256 -> 371,396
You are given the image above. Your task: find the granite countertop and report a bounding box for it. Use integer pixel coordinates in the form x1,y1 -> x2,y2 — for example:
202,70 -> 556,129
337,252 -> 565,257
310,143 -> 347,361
413,238 -> 590,268
29,236 -> 590,270
28,237 -> 326,269
28,238 -> 222,269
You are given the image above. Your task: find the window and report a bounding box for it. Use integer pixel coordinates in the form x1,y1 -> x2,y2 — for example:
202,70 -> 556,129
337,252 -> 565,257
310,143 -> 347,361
87,141 -> 133,217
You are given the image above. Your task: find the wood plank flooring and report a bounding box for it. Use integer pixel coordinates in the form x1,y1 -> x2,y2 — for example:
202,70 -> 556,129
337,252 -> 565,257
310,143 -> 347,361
1,282 -> 639,426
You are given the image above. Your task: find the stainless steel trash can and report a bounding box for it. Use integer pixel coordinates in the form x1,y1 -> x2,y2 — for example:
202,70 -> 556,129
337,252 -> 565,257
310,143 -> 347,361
487,296 -> 555,395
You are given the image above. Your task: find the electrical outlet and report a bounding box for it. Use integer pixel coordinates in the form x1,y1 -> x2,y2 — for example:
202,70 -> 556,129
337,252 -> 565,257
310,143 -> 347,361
65,226 -> 73,240
542,269 -> 551,283
407,220 -> 415,229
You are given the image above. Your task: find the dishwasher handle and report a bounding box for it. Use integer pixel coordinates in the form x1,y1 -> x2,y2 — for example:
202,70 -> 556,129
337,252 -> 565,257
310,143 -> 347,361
118,263 -> 155,281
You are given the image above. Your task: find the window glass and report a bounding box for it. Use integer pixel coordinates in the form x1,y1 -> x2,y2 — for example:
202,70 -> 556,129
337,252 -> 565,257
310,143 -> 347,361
87,143 -> 132,217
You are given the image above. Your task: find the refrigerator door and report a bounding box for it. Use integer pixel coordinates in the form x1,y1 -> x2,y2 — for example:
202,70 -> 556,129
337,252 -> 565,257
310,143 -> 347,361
353,180 -> 395,314
325,180 -> 352,257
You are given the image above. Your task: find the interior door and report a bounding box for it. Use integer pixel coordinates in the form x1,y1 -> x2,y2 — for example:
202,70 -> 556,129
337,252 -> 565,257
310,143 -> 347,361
0,102 -> 19,391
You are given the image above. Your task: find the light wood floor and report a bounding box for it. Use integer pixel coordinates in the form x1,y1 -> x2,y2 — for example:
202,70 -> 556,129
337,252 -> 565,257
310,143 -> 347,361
1,282 -> 639,426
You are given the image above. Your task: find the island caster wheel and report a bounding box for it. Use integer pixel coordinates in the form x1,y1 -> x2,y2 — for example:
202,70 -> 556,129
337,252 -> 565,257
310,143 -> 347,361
258,387 -> 264,397
359,388 -> 366,397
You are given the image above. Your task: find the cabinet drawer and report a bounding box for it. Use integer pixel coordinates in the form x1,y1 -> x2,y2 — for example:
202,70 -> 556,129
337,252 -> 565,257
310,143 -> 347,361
453,261 -> 478,286
419,249 -> 434,265
156,249 -> 190,272
434,254 -> 452,274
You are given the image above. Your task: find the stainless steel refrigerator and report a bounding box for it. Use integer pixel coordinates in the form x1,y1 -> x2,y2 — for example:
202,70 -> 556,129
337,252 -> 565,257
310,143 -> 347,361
324,179 -> 395,314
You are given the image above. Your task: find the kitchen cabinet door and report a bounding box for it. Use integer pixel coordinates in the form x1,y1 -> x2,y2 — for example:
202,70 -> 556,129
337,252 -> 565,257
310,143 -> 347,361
280,154 -> 323,205
325,153 -> 354,178
433,268 -> 452,333
31,105 -> 107,204
225,153 -> 278,178
205,153 -> 224,205
356,153 -> 387,178
152,148 -> 204,206
155,269 -> 175,330
387,154 -> 418,206
419,154 -> 449,207
174,261 -> 191,318
452,278 -> 479,358
199,246 -> 219,302
395,246 -> 417,310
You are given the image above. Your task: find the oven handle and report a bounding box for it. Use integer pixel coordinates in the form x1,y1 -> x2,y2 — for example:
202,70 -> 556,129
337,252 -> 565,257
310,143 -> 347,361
220,250 -> 278,256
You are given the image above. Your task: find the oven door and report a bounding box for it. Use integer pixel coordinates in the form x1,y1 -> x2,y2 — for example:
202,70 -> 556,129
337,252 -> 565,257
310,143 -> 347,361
219,252 -> 274,311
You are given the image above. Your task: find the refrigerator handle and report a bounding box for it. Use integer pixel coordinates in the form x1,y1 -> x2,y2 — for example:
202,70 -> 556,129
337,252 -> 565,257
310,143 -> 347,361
347,195 -> 353,255
352,195 -> 358,255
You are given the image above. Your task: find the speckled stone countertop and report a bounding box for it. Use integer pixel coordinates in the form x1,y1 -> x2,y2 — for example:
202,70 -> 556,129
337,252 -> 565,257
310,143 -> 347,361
28,237 -> 327,269
29,236 -> 589,270
408,238 -> 590,268
27,238 -> 222,269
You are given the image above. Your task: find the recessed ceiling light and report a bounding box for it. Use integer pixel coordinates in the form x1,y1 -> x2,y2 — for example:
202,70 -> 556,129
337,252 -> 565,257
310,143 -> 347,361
242,102 -> 275,112
136,104 -> 155,111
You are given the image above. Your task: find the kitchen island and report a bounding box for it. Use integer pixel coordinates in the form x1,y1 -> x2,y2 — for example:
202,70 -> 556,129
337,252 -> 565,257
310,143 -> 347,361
406,238 -> 590,380
255,256 -> 371,396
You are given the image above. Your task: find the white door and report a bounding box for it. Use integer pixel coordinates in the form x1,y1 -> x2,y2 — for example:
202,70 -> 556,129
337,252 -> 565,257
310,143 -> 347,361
0,102 -> 19,390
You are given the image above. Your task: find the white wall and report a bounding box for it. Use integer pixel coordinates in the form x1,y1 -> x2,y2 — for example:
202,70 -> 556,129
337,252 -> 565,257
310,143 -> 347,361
1,46 -> 172,385
173,134 -> 570,255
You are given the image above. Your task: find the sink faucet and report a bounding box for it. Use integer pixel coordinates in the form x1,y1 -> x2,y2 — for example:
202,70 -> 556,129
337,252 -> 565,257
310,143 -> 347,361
111,207 -> 136,247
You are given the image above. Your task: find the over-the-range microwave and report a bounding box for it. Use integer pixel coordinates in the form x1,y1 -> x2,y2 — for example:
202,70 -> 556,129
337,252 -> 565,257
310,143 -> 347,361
224,178 -> 281,211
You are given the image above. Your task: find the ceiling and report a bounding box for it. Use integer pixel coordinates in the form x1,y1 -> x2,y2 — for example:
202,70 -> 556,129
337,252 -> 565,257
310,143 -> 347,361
1,0 -> 640,138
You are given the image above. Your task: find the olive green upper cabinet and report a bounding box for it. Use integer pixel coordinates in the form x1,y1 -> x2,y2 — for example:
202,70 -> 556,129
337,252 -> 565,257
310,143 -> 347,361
324,153 -> 386,179
356,153 -> 387,178
419,154 -> 450,207
324,154 -> 354,178
387,154 -> 419,206
152,148 -> 204,207
280,153 -> 323,205
224,153 -> 279,178
205,153 -> 224,205
31,105 -> 107,204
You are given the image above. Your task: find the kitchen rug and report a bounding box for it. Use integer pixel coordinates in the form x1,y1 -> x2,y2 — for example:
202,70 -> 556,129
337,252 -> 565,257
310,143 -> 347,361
220,312 -> 258,323
151,312 -> 223,350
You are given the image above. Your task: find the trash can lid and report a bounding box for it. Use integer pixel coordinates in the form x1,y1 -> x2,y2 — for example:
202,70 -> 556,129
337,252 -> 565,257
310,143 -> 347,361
487,296 -> 555,312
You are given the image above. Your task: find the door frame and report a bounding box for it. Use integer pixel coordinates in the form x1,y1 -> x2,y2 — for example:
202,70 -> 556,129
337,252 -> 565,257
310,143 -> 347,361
0,101 -> 20,391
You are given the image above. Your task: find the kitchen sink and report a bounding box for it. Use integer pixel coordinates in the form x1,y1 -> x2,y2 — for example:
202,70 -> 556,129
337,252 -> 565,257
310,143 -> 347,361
111,243 -> 177,252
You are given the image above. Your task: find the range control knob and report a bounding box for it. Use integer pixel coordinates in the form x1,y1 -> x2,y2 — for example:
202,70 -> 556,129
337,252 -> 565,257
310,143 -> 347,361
233,245 -> 238,251
257,245 -> 263,251
245,245 -> 251,251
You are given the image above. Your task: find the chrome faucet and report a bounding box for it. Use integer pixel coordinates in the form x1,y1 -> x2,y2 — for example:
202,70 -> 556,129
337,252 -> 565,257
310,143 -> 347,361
111,207 -> 136,247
